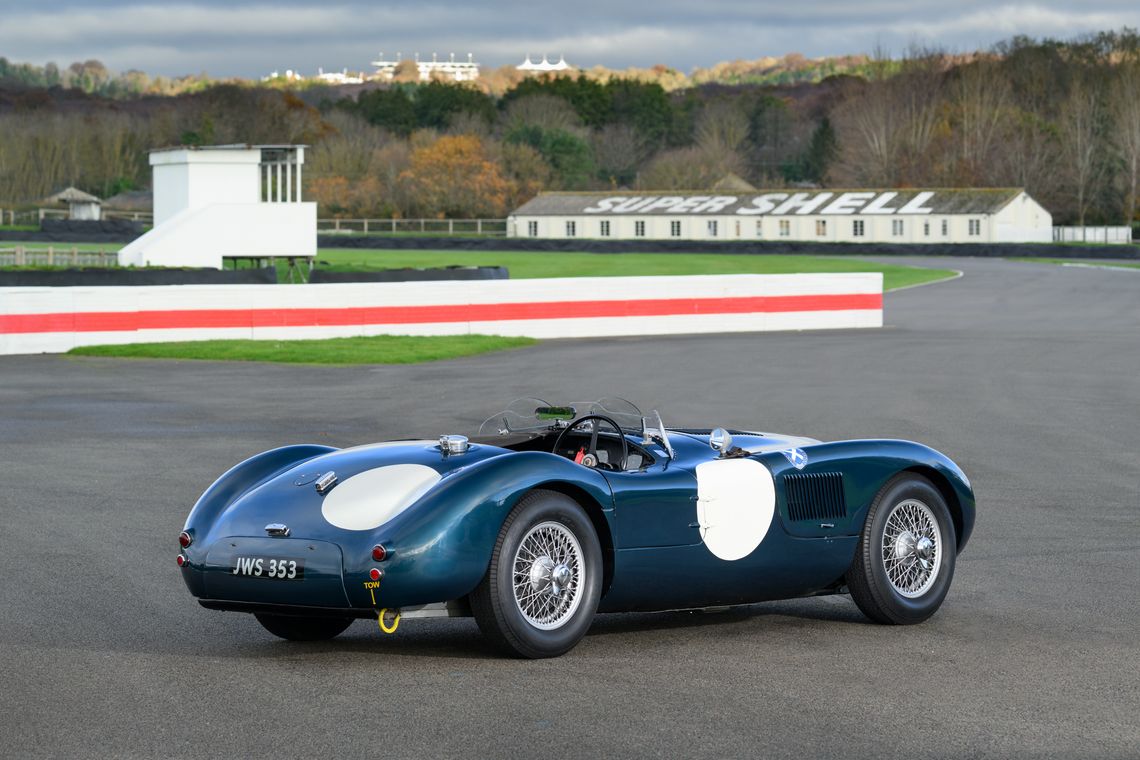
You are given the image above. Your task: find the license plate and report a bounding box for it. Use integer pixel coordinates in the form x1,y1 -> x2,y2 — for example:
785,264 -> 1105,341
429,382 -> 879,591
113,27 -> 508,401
231,556 -> 304,580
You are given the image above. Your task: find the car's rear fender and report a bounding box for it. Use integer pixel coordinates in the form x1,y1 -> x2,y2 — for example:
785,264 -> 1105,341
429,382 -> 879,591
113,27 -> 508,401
347,452 -> 614,609
182,446 -> 337,549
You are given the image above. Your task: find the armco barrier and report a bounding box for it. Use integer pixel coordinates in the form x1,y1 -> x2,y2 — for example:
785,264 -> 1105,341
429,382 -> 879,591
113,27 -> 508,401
0,273 -> 882,355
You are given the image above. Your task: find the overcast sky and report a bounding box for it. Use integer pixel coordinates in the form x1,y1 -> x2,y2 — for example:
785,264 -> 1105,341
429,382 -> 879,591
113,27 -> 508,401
2,1 -> 1139,78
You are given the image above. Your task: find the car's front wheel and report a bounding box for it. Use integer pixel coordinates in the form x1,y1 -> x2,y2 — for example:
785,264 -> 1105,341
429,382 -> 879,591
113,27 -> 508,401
470,490 -> 602,658
846,473 -> 957,624
254,613 -> 354,641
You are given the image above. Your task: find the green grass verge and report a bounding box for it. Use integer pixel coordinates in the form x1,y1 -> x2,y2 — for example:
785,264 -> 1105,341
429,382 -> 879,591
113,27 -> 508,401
313,250 -> 957,291
4,241 -> 958,290
68,334 -> 537,365
1016,257 -> 1140,269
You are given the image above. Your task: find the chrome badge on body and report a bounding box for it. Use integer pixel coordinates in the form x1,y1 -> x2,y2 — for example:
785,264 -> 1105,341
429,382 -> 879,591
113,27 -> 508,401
782,448 -> 809,470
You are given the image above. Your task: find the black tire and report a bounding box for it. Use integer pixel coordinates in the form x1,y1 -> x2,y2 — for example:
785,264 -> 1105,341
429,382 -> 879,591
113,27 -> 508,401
470,490 -> 603,658
254,613 -> 353,641
846,474 -> 957,625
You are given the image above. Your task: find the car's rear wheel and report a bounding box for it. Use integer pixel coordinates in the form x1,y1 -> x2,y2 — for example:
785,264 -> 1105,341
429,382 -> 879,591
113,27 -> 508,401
470,489 -> 602,658
254,613 -> 354,641
846,473 -> 956,624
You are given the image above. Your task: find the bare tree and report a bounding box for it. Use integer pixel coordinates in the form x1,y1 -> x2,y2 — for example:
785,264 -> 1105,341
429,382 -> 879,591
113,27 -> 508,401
831,78 -> 899,185
1059,77 -> 1108,225
591,124 -> 645,186
694,99 -> 750,156
636,145 -> 744,190
1110,63 -> 1140,226
996,110 -> 1063,208
502,94 -> 584,136
948,59 -> 1012,184
893,51 -> 947,183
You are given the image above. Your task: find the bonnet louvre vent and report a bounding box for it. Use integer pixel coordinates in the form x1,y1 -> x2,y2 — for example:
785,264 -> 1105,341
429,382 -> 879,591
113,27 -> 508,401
784,472 -> 847,521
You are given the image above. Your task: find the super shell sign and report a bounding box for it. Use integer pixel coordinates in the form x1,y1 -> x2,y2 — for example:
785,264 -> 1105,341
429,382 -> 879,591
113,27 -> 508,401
582,191 -> 938,216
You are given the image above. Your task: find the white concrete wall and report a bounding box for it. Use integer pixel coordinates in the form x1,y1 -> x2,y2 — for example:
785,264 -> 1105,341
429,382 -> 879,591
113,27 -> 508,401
994,192 -> 1053,243
151,149 -> 262,227
0,273 -> 883,355
119,202 -> 317,269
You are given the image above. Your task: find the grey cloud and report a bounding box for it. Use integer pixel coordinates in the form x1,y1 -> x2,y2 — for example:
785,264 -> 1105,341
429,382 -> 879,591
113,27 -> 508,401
1,1 -> 1138,78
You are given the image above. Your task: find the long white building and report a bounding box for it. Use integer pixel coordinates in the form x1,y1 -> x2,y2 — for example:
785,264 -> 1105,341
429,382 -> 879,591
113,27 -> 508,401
508,189 -> 1052,243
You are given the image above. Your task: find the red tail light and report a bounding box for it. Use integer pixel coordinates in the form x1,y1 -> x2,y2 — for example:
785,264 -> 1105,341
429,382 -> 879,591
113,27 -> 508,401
371,544 -> 387,562
176,554 -> 187,568
178,531 -> 192,548
369,568 -> 382,581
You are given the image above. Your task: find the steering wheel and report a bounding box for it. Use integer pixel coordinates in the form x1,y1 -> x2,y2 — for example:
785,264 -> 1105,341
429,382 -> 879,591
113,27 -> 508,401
553,415 -> 629,472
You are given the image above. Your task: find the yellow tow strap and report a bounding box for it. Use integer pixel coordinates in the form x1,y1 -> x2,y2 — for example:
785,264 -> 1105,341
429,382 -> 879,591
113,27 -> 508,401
378,608 -> 401,634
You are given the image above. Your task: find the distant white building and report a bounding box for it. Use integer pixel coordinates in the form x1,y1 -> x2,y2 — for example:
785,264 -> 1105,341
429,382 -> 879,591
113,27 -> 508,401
316,68 -> 364,85
119,145 -> 316,269
370,52 -> 480,82
508,189 -> 1053,244
517,54 -> 572,73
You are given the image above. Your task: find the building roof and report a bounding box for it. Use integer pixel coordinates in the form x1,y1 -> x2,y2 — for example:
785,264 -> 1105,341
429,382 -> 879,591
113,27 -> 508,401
511,188 -> 1027,217
710,173 -> 758,192
103,189 -> 153,211
45,186 -> 101,205
149,143 -> 308,153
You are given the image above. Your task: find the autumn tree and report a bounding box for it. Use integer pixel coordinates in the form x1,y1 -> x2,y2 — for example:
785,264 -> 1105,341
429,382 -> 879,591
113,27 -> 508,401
392,60 -> 419,84
400,134 -> 511,217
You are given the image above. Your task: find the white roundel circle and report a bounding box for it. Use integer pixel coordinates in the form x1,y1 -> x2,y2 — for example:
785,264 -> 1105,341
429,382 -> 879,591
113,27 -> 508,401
695,458 -> 776,561
320,464 -> 442,531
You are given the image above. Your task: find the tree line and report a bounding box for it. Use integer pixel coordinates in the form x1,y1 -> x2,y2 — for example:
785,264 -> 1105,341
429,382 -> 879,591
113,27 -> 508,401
1,30 -> 1138,227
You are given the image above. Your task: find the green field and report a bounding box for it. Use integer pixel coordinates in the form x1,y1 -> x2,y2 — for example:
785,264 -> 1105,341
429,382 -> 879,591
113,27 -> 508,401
313,250 -> 957,291
2,241 -> 959,290
68,334 -> 537,365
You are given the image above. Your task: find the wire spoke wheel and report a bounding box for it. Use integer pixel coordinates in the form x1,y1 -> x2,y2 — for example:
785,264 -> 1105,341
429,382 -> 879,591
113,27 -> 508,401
880,498 -> 943,598
471,489 -> 602,657
511,521 -> 585,630
846,474 -> 957,625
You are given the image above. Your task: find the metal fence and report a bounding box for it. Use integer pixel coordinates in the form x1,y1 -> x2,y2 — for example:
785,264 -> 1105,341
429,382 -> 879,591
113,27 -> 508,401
0,208 -> 153,226
1052,226 -> 1134,244
0,246 -> 120,267
317,218 -> 507,236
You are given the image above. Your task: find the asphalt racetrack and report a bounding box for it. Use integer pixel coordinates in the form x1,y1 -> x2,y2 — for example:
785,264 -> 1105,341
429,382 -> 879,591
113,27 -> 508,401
1,257 -> 1138,759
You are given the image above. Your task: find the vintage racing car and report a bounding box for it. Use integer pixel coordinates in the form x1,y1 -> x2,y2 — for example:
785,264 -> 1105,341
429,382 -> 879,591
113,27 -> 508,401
178,398 -> 975,658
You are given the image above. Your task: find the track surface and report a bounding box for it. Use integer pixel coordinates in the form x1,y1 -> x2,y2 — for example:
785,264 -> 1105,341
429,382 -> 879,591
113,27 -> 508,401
1,258 -> 1137,759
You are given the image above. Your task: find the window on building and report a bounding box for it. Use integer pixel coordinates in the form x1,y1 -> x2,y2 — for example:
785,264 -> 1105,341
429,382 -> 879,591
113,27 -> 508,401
968,219 -> 981,236
923,220 -> 931,236
707,220 -> 718,237
734,220 -> 741,237
853,219 -> 865,237
941,219 -> 949,236
670,220 -> 681,237
892,219 -> 904,236
779,219 -> 791,237
816,220 -> 827,236
527,220 -> 538,237
566,220 -> 576,237
600,220 -> 610,237
755,220 -> 763,237
635,220 -> 646,237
